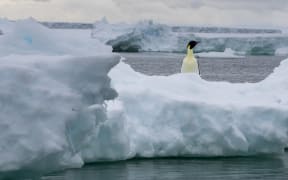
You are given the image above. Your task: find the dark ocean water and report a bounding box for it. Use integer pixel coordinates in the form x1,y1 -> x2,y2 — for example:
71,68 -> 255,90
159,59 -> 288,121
42,156 -> 288,180
121,52 -> 286,83
39,53 -> 288,180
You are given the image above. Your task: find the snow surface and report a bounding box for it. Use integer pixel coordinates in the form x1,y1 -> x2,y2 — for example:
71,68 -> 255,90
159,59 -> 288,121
196,48 -> 243,58
194,32 -> 288,38
0,19 -> 119,175
91,17 -> 133,43
106,20 -> 178,52
276,47 -> 288,55
0,19 -> 111,56
107,59 -> 288,158
0,19 -> 288,177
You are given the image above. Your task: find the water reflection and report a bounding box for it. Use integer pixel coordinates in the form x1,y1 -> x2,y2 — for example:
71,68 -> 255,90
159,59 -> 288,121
42,155 -> 288,180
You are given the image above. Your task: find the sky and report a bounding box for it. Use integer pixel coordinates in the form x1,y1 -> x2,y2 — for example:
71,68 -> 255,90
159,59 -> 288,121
0,0 -> 287,27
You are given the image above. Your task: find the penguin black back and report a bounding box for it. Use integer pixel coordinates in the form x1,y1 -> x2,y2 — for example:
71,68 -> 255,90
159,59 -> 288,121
187,41 -> 198,49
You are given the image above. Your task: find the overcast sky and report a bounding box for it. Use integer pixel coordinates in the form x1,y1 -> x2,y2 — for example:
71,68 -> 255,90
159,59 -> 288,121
0,0 -> 287,27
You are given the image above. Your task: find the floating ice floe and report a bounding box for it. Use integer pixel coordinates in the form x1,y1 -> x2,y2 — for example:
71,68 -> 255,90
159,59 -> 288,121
0,54 -> 119,176
0,19 -> 118,176
196,48 -> 244,58
107,59 -> 288,158
276,47 -> 288,56
0,19 -> 288,178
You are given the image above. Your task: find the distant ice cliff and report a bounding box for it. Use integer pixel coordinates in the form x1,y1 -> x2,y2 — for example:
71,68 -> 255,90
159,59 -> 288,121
91,19 -> 288,55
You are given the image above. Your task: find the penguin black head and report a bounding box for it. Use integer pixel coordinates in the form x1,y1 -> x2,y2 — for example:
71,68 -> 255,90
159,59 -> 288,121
187,41 -> 198,49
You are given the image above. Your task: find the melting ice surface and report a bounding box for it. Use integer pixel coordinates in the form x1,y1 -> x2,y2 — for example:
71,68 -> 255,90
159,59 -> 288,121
0,19 -> 287,178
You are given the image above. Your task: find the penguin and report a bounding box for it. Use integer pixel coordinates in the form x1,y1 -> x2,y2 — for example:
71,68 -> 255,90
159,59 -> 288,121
181,41 -> 200,74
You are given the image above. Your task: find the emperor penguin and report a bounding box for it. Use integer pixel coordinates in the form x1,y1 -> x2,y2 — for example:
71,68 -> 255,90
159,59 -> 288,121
181,41 -> 199,74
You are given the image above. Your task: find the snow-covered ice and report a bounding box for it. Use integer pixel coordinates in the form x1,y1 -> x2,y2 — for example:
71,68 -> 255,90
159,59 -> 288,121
0,54 -> 119,173
107,60 -> 288,158
0,19 -> 288,177
99,20 -> 288,55
91,17 -> 133,43
276,47 -> 288,56
0,19 -> 119,175
0,18 -> 111,56
196,48 -> 243,58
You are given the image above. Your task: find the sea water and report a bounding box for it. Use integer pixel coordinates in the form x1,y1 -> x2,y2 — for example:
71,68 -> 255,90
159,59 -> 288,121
39,53 -> 288,180
121,52 -> 286,83
43,156 -> 288,180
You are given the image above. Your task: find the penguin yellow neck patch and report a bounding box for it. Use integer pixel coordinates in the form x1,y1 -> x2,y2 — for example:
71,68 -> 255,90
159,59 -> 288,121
187,47 -> 194,58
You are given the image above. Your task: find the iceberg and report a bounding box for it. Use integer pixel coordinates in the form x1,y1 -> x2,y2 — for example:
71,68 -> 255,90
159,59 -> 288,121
0,54 -> 119,176
91,17 -> 133,43
196,48 -> 243,58
1,54 -> 287,177
101,21 -> 288,55
106,21 -> 180,52
276,47 -> 288,56
0,19 -> 119,177
0,19 -> 288,178
0,18 -> 111,56
172,26 -> 282,34
107,59 -> 288,157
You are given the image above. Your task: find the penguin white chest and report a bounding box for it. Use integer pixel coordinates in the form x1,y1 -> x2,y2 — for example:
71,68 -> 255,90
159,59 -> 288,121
181,57 -> 199,73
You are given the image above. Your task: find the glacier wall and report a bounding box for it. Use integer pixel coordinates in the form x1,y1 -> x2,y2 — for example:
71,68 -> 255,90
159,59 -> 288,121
100,21 -> 288,55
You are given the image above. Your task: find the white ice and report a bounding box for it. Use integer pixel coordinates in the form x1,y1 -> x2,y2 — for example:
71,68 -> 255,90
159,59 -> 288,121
276,47 -> 288,55
0,54 -> 119,173
196,48 -> 244,58
0,18 -> 111,57
107,59 -> 288,158
91,17 -> 133,43
0,19 -> 119,174
0,19 -> 288,176
99,20 -> 288,55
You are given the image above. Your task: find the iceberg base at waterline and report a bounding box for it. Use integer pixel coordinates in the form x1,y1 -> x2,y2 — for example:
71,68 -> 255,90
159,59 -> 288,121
0,54 -> 119,177
0,55 -> 288,178
107,59 -> 288,158
0,18 -> 288,178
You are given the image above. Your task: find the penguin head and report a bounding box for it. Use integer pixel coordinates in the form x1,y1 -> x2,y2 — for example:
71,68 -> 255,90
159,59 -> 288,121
187,41 -> 199,49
